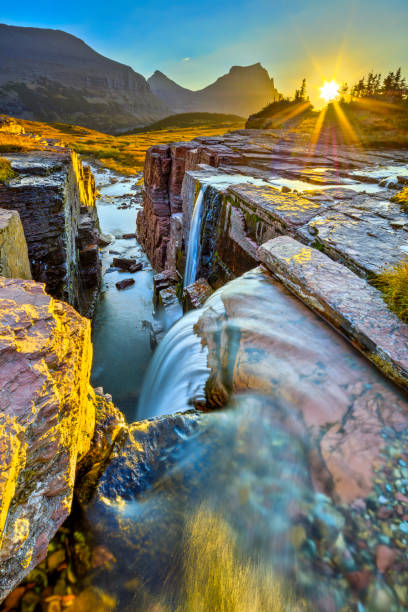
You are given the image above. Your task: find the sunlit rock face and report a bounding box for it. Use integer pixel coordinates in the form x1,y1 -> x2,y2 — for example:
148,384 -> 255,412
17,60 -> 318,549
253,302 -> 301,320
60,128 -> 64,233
0,278 -> 95,601
0,209 -> 31,280
0,150 -> 101,317
138,129 -> 408,290
75,265 -> 408,610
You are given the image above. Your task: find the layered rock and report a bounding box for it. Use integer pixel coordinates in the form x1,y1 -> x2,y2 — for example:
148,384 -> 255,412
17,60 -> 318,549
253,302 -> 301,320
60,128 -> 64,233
0,209 -> 31,280
138,129 -> 408,290
0,277 -> 95,601
0,150 -> 101,317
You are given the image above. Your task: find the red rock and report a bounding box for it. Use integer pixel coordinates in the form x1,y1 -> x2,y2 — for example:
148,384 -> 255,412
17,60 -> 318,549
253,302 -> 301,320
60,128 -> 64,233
346,569 -> 372,591
395,492 -> 408,505
116,278 -> 135,290
112,257 -> 138,270
0,278 -> 95,601
2,586 -> 26,611
122,233 -> 136,239
377,506 -> 393,519
376,545 -> 396,573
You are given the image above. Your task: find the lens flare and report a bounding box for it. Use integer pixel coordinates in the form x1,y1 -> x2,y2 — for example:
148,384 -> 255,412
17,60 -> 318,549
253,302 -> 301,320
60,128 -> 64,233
320,80 -> 340,103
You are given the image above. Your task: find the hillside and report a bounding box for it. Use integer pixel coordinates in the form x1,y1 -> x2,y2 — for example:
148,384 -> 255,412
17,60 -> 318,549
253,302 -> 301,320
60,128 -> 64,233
0,113 -> 245,174
148,63 -> 280,117
0,24 -> 169,133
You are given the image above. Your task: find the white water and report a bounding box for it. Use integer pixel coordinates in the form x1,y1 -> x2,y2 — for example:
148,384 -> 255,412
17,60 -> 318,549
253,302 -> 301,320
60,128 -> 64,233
136,309 -> 210,420
183,187 -> 206,288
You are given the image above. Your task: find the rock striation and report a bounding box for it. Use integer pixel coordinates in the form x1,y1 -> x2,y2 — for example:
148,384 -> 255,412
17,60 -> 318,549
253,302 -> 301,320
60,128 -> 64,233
0,150 -> 101,317
0,277 -> 95,601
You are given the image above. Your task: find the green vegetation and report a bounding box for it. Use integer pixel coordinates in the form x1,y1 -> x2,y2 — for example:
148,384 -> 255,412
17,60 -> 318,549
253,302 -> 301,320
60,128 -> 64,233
0,158 -> 17,183
127,112 -> 245,133
376,260 -> 408,323
11,114 -> 244,174
391,186 -> 408,210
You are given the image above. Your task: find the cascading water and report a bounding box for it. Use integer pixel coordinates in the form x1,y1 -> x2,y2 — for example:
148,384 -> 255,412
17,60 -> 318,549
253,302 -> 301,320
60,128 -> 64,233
183,186 -> 206,288
137,310 -> 209,420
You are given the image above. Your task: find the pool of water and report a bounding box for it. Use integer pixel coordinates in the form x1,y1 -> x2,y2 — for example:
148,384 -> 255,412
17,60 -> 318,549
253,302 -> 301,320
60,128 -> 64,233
89,165 -> 155,420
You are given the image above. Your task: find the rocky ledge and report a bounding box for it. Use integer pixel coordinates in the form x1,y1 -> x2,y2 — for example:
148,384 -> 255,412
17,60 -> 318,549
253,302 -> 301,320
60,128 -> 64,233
0,150 -> 102,317
0,277 -> 98,600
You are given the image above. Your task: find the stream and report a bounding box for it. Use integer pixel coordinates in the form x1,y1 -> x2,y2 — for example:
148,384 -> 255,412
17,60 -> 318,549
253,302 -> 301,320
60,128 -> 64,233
89,165 -> 155,420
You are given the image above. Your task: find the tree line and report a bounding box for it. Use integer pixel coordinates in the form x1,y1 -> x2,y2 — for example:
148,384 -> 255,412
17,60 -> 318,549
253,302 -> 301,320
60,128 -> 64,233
341,68 -> 407,102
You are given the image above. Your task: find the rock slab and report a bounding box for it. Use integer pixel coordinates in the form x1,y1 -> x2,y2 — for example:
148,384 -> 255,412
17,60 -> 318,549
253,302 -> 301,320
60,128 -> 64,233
0,277 -> 95,602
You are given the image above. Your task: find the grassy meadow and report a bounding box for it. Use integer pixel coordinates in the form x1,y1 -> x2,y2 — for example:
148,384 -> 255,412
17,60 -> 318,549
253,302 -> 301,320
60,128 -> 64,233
0,113 -> 245,175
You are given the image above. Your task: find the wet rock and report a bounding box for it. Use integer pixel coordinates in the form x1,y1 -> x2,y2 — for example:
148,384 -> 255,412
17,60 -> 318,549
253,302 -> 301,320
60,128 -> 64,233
111,257 -> 139,271
183,278 -> 213,311
375,544 -> 396,573
0,278 -> 95,602
122,233 -> 136,239
0,208 -> 31,280
258,236 -> 408,389
98,232 -> 113,247
115,278 -> 135,290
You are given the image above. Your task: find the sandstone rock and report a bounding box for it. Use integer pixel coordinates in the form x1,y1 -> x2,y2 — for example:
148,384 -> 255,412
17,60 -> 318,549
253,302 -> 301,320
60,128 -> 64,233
0,151 -> 101,317
0,277 -> 95,602
0,209 -> 31,280
115,278 -> 135,290
258,236 -> 408,389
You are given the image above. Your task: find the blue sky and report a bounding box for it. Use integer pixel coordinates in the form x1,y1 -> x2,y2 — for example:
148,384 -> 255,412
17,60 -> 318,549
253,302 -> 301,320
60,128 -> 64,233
1,0 -> 407,104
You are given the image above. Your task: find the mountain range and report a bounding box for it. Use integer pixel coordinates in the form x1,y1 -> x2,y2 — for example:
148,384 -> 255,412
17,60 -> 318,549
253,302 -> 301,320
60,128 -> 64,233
0,24 -> 279,133
148,64 -> 279,117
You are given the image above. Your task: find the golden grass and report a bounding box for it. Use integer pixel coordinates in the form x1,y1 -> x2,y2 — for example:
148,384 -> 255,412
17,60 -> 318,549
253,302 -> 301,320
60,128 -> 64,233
172,506 -> 308,612
376,259 -> 408,323
0,158 -> 17,183
13,116 -> 245,175
391,186 -> 408,210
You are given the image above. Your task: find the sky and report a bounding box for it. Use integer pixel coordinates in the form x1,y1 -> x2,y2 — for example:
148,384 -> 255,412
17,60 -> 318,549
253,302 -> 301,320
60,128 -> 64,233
1,0 -> 407,105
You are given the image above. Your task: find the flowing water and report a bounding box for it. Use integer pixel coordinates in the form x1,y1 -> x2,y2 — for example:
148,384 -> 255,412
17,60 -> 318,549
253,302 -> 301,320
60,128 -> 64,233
89,165 -> 155,419
183,186 -> 206,288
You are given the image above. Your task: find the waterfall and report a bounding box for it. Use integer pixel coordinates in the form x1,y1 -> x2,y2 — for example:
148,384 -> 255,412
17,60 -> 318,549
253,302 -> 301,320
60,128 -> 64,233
184,186 -> 206,288
136,308 -> 210,420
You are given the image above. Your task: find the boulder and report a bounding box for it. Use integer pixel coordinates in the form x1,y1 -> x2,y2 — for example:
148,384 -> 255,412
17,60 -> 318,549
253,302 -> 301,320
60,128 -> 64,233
0,277 -> 95,602
115,278 -> 135,290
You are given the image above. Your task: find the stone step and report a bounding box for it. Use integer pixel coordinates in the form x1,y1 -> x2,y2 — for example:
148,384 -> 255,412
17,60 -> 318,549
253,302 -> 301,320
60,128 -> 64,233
258,236 -> 408,390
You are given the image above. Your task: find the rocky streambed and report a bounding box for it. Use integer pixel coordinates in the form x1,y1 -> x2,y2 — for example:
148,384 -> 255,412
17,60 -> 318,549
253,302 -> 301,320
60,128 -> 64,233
2,126 -> 408,611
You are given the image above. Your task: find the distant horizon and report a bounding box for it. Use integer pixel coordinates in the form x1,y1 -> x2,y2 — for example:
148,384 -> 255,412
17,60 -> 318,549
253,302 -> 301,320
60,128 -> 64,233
1,0 -> 407,106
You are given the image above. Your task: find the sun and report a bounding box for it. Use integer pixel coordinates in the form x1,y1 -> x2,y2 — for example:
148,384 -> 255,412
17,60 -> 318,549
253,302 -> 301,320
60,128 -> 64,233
320,80 -> 340,103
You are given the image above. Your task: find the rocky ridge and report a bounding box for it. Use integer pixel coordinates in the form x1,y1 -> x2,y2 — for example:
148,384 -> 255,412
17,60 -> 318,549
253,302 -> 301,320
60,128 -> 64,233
148,63 -> 279,117
0,149 -> 102,317
0,24 -> 169,133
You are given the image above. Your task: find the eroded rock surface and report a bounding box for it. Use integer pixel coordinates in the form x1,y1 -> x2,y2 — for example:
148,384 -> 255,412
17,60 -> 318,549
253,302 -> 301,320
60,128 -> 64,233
0,209 -> 31,280
258,236 -> 408,388
0,277 -> 95,601
0,150 -> 101,317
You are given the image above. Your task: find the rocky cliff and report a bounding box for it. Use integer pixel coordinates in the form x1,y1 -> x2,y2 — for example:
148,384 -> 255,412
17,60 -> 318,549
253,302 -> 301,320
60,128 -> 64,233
148,63 -> 279,117
0,24 -> 169,133
0,149 -> 101,317
0,278 -> 96,601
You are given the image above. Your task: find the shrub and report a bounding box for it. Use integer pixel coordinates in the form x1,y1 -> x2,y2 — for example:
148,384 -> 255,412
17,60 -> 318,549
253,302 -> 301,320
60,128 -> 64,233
376,259 -> 408,322
0,158 -> 17,184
